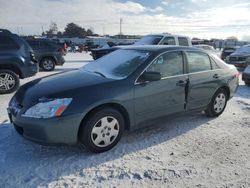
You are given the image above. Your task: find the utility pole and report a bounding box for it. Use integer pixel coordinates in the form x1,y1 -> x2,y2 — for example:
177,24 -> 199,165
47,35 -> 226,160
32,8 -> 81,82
42,25 -> 44,35
120,18 -> 123,38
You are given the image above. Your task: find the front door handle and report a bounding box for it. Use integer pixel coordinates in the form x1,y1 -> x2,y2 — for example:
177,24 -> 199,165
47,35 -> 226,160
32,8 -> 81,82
213,74 -> 220,79
176,80 -> 186,87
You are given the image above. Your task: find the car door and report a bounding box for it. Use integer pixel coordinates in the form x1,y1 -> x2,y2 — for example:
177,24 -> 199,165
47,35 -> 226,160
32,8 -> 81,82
185,51 -> 219,110
134,51 -> 188,125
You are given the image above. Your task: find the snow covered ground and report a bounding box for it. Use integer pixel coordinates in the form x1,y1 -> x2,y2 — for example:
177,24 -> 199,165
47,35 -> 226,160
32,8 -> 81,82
0,53 -> 250,187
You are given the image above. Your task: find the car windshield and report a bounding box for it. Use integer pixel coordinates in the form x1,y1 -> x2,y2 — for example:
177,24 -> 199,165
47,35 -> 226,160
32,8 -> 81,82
82,49 -> 150,79
135,35 -> 163,45
235,46 -> 250,53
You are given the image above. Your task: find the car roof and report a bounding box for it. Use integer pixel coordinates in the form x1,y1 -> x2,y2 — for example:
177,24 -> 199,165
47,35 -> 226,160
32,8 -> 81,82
146,33 -> 190,38
194,44 -> 212,47
115,45 -> 200,52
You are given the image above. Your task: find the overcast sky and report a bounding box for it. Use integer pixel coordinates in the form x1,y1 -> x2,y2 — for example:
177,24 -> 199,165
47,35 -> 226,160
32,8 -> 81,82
1,0 -> 250,40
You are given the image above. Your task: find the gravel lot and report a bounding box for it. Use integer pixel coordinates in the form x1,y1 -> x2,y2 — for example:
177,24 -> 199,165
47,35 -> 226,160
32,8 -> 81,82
0,53 -> 250,188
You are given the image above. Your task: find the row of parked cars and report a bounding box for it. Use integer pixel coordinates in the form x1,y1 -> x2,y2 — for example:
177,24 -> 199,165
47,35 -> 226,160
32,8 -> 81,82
90,33 -> 250,86
0,29 -> 66,94
1,30 -> 250,95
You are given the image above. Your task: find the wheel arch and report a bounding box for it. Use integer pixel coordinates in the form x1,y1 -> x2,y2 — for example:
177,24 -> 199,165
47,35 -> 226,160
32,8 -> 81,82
219,85 -> 230,100
77,102 -> 131,139
0,65 -> 22,78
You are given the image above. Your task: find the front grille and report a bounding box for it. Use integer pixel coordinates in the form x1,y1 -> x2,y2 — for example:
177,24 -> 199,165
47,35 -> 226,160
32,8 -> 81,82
238,57 -> 246,61
230,56 -> 246,61
229,57 -> 237,61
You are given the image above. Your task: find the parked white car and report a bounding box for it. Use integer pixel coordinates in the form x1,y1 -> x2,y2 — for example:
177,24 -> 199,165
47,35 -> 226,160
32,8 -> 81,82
194,44 -> 221,57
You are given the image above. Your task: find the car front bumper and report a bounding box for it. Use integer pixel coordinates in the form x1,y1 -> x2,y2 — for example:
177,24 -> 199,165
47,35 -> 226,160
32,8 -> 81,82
20,63 -> 39,79
8,109 -> 83,145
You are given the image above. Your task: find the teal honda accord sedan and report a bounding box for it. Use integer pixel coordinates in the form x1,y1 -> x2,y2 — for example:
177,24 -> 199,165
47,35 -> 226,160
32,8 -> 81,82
8,46 -> 239,153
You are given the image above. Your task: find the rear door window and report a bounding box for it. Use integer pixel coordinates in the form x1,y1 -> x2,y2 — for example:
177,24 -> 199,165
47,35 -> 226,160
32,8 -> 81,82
0,36 -> 20,51
178,37 -> 189,46
186,51 -> 212,73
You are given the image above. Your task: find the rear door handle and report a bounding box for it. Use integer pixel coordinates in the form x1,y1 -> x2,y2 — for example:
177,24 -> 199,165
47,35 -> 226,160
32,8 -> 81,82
176,80 -> 186,87
213,74 -> 220,79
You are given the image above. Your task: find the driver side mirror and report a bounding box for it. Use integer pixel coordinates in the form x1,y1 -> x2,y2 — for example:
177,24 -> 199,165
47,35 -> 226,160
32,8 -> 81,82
140,71 -> 161,82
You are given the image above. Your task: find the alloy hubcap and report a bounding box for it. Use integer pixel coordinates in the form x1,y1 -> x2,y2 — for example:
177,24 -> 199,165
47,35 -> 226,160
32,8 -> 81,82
91,116 -> 119,147
43,60 -> 54,70
214,93 -> 226,113
0,73 -> 15,91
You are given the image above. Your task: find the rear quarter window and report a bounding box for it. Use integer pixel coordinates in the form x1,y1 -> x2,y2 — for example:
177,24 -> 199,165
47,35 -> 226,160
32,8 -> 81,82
178,37 -> 189,46
0,35 -> 20,51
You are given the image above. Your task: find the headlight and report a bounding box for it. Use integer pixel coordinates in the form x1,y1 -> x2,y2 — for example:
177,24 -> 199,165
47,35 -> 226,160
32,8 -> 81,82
225,56 -> 230,62
22,98 -> 72,118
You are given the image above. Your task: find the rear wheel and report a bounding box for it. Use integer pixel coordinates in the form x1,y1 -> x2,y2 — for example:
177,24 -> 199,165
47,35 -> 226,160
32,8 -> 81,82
205,89 -> 228,117
0,69 -> 20,94
79,108 -> 124,153
40,58 -> 55,71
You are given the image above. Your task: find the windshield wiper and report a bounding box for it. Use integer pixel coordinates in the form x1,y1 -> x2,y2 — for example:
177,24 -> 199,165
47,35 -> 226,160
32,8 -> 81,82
93,71 -> 106,78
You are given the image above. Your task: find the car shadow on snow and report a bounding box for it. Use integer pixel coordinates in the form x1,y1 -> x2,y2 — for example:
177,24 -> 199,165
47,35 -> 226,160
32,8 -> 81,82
0,112 -> 214,186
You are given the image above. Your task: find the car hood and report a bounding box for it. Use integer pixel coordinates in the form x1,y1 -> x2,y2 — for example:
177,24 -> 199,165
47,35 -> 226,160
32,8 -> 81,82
15,69 -> 113,105
230,52 -> 250,57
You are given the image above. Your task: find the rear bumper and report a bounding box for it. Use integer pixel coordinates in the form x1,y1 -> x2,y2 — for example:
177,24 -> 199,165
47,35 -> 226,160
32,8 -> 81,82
55,55 -> 65,66
8,111 -> 82,145
20,63 -> 39,79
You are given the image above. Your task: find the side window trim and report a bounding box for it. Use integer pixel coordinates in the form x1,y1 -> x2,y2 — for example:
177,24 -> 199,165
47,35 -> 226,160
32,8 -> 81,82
209,56 -> 221,70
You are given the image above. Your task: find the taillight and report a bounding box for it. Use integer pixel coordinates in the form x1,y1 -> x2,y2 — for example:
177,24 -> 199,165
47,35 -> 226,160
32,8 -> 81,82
30,52 -> 37,63
235,72 -> 240,79
58,48 -> 64,54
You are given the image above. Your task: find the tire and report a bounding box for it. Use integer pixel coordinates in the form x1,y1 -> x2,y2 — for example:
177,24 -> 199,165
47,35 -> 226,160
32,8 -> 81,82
0,69 -> 20,94
79,108 -> 125,153
245,81 -> 250,87
205,89 -> 228,117
40,58 -> 55,71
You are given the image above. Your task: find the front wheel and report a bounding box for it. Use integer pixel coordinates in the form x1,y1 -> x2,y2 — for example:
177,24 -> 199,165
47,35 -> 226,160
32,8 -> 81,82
205,89 -> 228,117
0,69 -> 20,94
79,108 -> 124,153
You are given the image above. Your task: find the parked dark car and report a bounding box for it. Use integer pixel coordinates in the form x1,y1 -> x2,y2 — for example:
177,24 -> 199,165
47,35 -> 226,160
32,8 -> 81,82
90,34 -> 192,60
25,39 -> 65,71
8,46 -> 239,153
226,45 -> 250,68
221,47 -> 238,60
0,29 -> 38,94
242,65 -> 250,86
